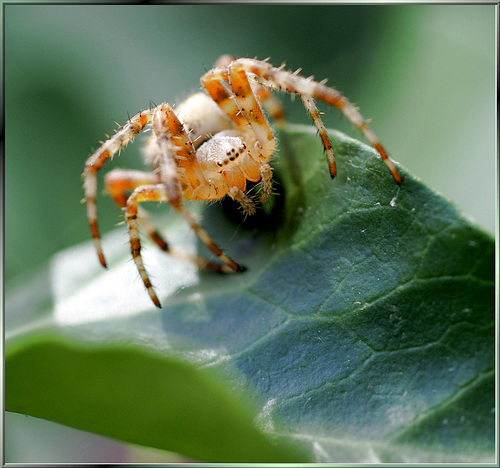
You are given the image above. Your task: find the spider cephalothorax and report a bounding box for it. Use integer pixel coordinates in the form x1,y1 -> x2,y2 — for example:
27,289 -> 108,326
83,55 -> 401,307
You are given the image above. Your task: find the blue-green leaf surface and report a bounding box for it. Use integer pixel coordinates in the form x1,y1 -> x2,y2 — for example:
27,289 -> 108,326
6,125 -> 495,462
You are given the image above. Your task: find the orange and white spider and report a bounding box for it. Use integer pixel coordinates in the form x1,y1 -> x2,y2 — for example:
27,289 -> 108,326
83,55 -> 401,308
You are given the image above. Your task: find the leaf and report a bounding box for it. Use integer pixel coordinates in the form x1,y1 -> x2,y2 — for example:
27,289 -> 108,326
6,125 -> 495,462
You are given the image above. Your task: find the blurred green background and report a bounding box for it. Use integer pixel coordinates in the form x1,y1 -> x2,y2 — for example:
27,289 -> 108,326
4,4 -> 495,463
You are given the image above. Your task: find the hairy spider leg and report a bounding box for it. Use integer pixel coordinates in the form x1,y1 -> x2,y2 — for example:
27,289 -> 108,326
154,103 -> 248,275
125,182 -> 244,308
228,64 -> 277,201
125,183 -> 166,308
159,104 -> 210,193
122,104 -> 245,306
228,186 -> 256,216
83,108 -> 155,268
228,64 -> 275,156
154,104 -> 243,272
301,95 -> 336,178
105,168 -> 231,272
200,69 -> 249,128
105,168 -> 161,207
255,88 -> 286,126
247,73 -> 286,126
258,163 -> 273,203
105,168 -> 170,251
229,58 -> 401,185
214,55 -> 286,125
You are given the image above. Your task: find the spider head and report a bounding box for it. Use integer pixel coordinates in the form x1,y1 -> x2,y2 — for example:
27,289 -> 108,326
215,139 -> 247,172
197,131 -> 249,175
196,130 -> 262,196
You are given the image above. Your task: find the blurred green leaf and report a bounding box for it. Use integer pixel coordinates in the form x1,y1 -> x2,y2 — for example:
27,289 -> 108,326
6,126 -> 495,463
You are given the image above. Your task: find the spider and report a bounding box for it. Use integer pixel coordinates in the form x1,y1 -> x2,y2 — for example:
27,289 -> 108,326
83,55 -> 401,308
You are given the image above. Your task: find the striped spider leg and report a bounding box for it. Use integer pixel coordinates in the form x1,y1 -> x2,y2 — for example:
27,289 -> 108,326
83,109 -> 154,268
208,57 -> 401,184
105,168 -> 222,307
215,54 -> 286,128
105,169 -> 235,265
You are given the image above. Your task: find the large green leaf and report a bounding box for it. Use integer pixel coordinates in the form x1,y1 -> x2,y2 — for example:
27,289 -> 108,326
5,125 -> 495,462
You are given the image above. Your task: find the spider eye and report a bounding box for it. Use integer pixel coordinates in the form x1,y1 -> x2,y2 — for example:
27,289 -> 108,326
198,133 -> 247,173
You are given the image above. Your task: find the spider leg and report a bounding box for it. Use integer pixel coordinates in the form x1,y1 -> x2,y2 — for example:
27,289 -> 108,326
229,186 -> 256,216
126,182 -> 243,308
105,168 -> 232,272
105,168 -> 161,207
83,108 -> 155,268
227,63 -> 276,157
201,66 -> 278,159
159,104 -> 212,195
137,209 -> 236,273
258,163 -> 273,204
301,95 -> 336,178
257,88 -> 286,126
213,55 -> 285,125
175,203 -> 246,274
200,69 -> 249,130
154,104 -> 245,266
125,184 -> 165,308
105,168 -> 173,253
229,58 -> 401,184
